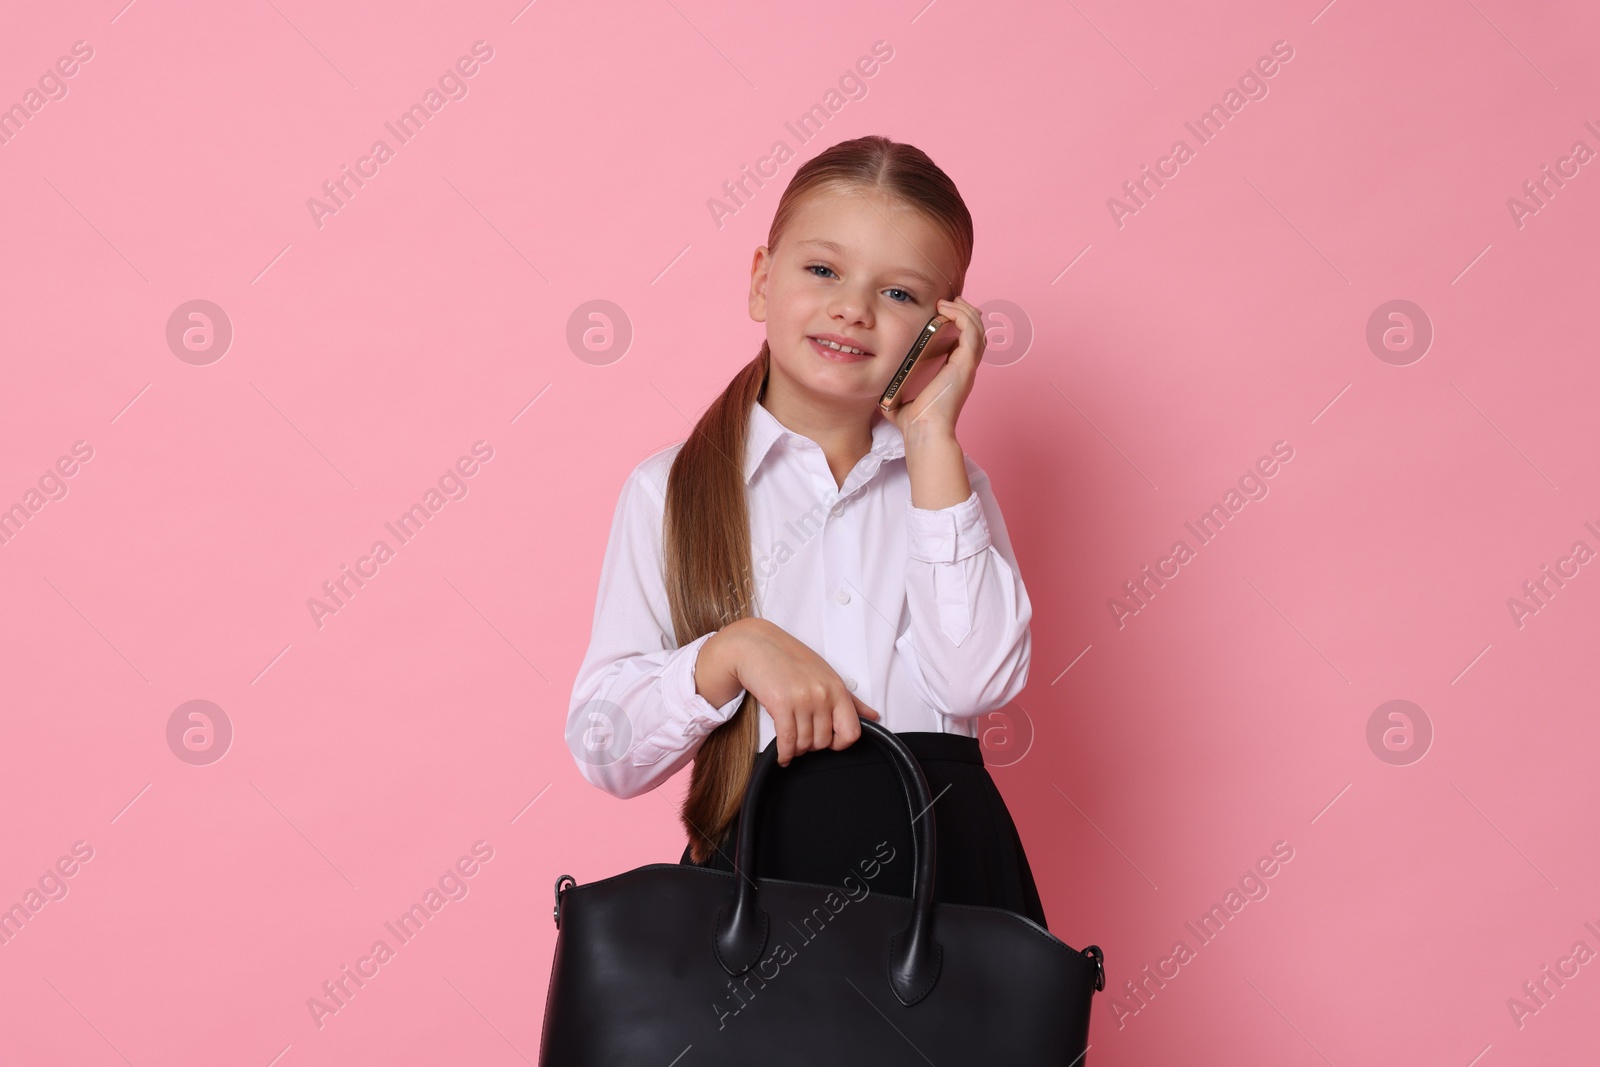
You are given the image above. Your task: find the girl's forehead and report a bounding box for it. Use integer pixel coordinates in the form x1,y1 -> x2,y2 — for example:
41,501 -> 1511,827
784,193 -> 959,281
791,186 -> 928,233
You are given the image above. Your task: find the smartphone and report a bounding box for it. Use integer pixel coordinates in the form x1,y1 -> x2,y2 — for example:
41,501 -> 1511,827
879,314 -> 957,412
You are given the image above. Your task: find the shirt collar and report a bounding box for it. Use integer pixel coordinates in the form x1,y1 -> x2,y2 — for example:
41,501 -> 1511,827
743,400 -> 906,484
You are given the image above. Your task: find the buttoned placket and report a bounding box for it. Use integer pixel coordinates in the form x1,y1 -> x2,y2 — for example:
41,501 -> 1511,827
809,440 -> 895,705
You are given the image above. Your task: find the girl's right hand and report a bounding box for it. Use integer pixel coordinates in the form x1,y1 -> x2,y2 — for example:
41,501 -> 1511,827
714,618 -> 880,767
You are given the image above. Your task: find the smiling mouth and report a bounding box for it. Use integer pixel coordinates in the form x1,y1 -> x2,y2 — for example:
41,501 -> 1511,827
808,336 -> 873,361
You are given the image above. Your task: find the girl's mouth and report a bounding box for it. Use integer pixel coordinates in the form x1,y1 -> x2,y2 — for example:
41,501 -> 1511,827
807,336 -> 873,363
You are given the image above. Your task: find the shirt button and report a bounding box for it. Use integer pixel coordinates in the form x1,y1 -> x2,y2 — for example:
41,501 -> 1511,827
834,588 -> 851,604
844,677 -> 857,692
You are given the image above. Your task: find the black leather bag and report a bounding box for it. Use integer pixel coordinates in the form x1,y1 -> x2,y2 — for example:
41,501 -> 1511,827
539,719 -> 1105,1065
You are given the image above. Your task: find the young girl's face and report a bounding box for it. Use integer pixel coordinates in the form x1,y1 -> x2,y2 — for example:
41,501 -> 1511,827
749,186 -> 963,411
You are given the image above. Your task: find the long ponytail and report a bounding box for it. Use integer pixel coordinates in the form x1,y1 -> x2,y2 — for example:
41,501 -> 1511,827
665,345 -> 768,864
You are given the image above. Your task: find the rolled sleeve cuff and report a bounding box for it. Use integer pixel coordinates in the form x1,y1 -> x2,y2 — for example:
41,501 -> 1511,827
631,631 -> 747,767
907,490 -> 992,564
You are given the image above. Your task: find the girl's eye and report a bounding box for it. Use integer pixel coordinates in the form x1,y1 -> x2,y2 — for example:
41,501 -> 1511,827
806,265 -> 917,304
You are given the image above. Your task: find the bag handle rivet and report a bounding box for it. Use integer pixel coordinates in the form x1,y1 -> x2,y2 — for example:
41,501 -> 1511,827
553,874 -> 577,928
1084,944 -> 1105,991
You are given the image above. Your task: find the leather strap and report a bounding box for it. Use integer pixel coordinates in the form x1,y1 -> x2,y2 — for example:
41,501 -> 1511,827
713,719 -> 944,1005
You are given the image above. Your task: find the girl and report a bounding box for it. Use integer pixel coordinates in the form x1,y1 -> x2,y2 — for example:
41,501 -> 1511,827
566,134 -> 1047,928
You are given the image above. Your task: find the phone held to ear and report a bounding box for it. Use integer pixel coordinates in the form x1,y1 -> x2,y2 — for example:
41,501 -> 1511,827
879,314 -> 957,412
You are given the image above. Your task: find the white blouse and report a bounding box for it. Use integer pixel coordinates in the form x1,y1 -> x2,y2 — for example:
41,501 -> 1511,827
565,398 -> 1033,799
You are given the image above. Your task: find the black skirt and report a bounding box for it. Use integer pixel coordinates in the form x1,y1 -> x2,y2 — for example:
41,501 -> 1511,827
678,731 -> 1049,929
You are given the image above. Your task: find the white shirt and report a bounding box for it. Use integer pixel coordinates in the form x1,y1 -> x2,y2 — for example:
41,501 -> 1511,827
566,398 -> 1033,799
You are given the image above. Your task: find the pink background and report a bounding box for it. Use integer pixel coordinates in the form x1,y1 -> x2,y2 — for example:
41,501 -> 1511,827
3,0 -> 1598,1063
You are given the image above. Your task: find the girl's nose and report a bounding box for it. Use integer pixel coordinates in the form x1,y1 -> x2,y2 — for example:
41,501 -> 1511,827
827,293 -> 872,327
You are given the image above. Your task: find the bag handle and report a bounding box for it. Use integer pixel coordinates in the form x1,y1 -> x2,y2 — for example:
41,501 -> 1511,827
713,718 -> 943,1006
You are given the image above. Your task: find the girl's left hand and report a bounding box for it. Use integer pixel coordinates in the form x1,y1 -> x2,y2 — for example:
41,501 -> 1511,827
881,296 -> 985,440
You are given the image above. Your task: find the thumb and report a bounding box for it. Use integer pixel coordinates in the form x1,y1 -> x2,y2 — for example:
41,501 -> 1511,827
852,697 -> 881,721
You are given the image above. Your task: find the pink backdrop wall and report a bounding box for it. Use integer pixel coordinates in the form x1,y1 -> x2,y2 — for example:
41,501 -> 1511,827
3,0 -> 1597,1063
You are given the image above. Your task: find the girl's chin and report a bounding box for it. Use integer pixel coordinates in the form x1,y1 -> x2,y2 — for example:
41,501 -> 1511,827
777,365 -> 885,404
806,382 -> 889,407
770,349 -> 888,400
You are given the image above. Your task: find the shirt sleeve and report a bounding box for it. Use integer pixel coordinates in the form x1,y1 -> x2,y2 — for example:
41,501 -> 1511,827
566,459 -> 748,799
895,455 -> 1032,719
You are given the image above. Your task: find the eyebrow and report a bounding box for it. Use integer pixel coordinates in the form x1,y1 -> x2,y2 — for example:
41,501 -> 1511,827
795,238 -> 944,290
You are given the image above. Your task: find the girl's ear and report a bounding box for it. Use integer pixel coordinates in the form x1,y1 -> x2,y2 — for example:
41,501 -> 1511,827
748,246 -> 771,322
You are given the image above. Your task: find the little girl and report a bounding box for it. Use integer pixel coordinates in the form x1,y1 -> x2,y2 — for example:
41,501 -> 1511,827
566,134 -> 1047,928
